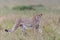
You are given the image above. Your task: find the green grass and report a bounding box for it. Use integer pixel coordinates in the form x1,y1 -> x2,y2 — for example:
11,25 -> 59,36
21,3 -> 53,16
0,6 -> 60,40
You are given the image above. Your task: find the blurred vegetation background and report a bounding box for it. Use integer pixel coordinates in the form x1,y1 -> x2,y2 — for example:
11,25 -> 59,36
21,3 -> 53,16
0,0 -> 60,40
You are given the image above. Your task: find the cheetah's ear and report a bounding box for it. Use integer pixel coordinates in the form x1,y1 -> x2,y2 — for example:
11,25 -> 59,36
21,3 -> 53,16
40,13 -> 43,16
38,13 -> 43,17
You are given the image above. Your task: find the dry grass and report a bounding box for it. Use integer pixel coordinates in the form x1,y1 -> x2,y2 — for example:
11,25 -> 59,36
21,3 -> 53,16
0,0 -> 60,40
0,13 -> 60,40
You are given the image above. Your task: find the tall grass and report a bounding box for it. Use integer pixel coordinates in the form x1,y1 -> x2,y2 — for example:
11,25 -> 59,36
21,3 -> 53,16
0,5 -> 60,40
12,5 -> 35,10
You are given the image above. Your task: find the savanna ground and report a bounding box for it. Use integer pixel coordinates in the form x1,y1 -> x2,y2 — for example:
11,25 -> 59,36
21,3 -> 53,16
0,5 -> 60,40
